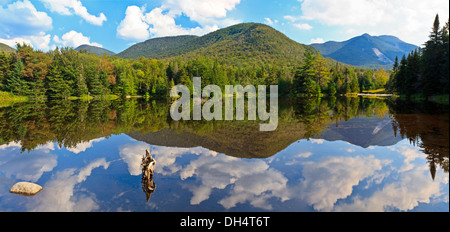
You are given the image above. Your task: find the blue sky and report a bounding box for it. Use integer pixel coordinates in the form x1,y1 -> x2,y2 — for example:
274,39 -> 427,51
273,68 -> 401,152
0,0 -> 449,53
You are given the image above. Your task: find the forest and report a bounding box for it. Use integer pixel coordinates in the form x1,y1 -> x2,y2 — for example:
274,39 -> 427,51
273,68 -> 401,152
0,43 -> 391,100
388,15 -> 449,97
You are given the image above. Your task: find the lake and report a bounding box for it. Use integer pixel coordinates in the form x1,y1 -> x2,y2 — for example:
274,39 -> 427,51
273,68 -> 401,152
0,97 -> 448,212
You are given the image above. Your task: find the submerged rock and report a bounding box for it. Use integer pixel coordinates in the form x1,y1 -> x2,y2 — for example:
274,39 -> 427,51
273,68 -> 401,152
9,182 -> 43,197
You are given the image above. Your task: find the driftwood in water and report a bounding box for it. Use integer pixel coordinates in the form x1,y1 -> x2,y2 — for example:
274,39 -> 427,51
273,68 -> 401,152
141,149 -> 156,202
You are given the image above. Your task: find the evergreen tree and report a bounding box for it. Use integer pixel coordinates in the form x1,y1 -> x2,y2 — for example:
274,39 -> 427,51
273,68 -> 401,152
6,56 -> 26,96
46,62 -> 71,99
0,51 -> 11,90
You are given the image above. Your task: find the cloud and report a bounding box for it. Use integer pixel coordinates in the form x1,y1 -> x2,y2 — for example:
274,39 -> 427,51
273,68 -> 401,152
117,5 -> 220,41
294,152 -> 313,158
310,139 -> 324,144
163,0 -> 241,26
0,142 -> 57,182
299,0 -> 450,45
145,7 -> 219,38
310,38 -> 325,44
118,143 -> 290,210
179,152 -> 290,209
116,6 -> 150,41
118,142 -> 151,176
0,32 -> 52,51
53,30 -> 102,48
65,138 -> 105,154
294,23 -> 313,30
298,155 -> 387,211
264,18 -> 278,26
0,0 -> 53,37
116,0 -> 240,41
284,15 -> 300,23
334,165 -> 448,212
39,0 -> 107,26
28,159 -> 109,212
0,0 -> 52,50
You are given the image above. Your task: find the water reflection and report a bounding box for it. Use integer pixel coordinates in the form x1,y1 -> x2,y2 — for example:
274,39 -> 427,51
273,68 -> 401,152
0,97 -> 448,212
141,149 -> 156,202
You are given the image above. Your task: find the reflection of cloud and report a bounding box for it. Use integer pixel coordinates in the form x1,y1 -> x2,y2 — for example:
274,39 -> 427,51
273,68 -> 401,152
28,159 -> 109,212
286,152 -> 313,165
180,153 -> 289,210
334,165 -> 448,212
153,146 -> 218,176
294,152 -> 313,158
121,143 -> 290,210
0,141 -> 22,150
0,142 -> 57,182
310,139 -> 324,144
66,138 -> 105,154
298,155 -> 388,211
219,168 -> 289,210
119,143 -> 151,176
390,144 -> 423,172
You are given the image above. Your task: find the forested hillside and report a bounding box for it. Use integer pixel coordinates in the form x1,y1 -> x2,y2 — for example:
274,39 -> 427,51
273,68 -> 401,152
118,23 -> 312,67
388,15 -> 449,98
0,23 -> 391,100
75,45 -> 116,57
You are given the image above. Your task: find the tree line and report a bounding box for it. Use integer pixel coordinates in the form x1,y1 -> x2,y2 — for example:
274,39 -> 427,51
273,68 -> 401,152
291,50 -> 389,97
0,45 -> 390,100
388,14 -> 449,97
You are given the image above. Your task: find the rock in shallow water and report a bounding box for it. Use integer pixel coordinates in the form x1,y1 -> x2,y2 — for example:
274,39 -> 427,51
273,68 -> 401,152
9,182 -> 43,197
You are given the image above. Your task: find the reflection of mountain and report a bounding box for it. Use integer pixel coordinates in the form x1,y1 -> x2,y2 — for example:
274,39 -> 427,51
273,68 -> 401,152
128,113 -> 404,158
1,97 -> 446,163
128,122 -> 306,159
317,115 -> 403,148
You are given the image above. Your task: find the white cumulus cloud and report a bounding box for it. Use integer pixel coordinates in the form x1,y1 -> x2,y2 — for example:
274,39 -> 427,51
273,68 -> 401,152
310,38 -> 325,44
299,0 -> 450,45
53,30 -> 102,48
116,0 -> 240,41
0,0 -> 52,50
116,6 -> 150,41
294,23 -> 313,30
163,0 -> 241,26
39,0 -> 107,26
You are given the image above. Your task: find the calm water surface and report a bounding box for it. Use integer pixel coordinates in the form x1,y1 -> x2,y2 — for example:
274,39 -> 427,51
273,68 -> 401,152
0,97 -> 448,212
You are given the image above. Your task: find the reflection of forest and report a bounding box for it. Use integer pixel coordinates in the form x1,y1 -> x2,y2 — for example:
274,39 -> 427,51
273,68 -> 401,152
0,97 -> 448,175
388,100 -> 449,179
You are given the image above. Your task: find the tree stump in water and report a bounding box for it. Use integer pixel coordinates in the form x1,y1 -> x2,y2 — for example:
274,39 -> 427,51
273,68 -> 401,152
141,149 -> 156,202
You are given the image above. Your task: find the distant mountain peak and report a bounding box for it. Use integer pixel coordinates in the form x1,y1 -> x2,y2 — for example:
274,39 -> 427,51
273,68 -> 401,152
0,42 -> 15,53
75,44 -> 116,57
311,34 -> 418,69
117,22 -> 313,66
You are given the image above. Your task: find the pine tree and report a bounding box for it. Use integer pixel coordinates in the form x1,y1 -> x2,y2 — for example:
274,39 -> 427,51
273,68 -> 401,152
0,51 -> 11,90
6,56 -> 27,96
46,61 -> 71,99
422,14 -> 445,96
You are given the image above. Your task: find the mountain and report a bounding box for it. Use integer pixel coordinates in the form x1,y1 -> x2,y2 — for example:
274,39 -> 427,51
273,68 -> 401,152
75,44 -> 116,57
0,43 -> 15,53
117,23 -> 314,66
318,115 -> 403,148
117,35 -> 198,60
311,34 -> 418,69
